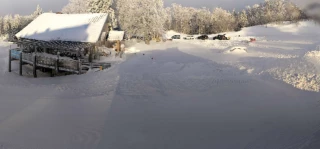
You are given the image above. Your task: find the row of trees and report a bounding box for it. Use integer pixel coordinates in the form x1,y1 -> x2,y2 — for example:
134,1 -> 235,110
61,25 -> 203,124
0,0 -> 307,40
165,0 -> 304,34
0,5 -> 43,40
61,0 -> 165,37
116,0 -> 304,35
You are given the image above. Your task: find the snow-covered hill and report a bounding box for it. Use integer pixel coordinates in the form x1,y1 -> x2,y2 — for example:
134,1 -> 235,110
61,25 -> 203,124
0,21 -> 320,149
164,21 -> 320,92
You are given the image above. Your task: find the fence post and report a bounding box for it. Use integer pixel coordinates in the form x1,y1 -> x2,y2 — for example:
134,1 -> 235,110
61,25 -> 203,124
78,59 -> 82,75
55,59 -> 59,74
19,52 -> 23,76
56,54 -> 60,74
33,55 -> 37,78
8,49 -> 11,72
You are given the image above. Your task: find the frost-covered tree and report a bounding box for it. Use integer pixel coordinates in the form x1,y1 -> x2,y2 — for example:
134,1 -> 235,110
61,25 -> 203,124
211,8 -> 236,33
262,0 -> 273,24
32,5 -> 43,18
62,0 -> 89,13
12,15 -> 21,29
141,0 -> 165,36
117,0 -> 165,37
87,0 -> 113,13
0,17 -> 4,35
194,8 -> 211,34
87,0 -> 117,28
284,1 -> 302,21
0,5 -> 43,40
163,7 -> 173,31
116,0 -> 140,36
246,4 -> 262,26
169,4 -> 197,34
238,10 -> 249,28
3,15 -> 12,34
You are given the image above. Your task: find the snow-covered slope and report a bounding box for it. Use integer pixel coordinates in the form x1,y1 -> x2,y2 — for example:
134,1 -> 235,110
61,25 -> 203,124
0,21 -> 320,149
164,21 -> 320,92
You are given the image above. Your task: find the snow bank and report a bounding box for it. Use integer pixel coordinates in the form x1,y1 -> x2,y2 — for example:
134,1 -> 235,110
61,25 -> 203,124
224,47 -> 248,54
125,47 -> 140,54
269,69 -> 320,92
305,50 -> 320,60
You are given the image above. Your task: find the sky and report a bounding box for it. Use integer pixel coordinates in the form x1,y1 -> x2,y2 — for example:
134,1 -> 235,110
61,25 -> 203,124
0,0 -> 264,16
0,0 -> 316,16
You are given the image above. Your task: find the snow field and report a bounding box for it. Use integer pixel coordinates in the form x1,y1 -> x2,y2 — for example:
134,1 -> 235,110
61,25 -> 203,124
0,21 -> 320,149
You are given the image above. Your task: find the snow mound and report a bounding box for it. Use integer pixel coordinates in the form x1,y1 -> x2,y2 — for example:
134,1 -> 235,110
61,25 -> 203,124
304,50 -> 320,65
268,61 -> 320,92
183,40 -> 246,50
272,71 -> 320,92
305,50 -> 320,58
125,47 -> 141,54
224,47 -> 248,54
165,30 -> 187,39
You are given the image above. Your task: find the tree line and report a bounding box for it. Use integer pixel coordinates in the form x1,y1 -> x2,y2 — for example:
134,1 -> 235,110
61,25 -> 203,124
0,0 -> 308,40
61,0 -> 306,36
0,5 -> 43,41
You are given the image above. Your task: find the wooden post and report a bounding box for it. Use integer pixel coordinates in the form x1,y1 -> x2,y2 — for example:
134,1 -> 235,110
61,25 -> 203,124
89,47 -> 93,63
50,69 -> 54,77
8,49 -> 11,72
78,59 -> 82,75
55,59 -> 59,75
117,40 -> 121,52
33,55 -> 37,78
19,52 -> 22,76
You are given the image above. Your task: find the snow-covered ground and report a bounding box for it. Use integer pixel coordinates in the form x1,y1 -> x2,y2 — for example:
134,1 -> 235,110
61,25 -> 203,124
0,21 -> 320,149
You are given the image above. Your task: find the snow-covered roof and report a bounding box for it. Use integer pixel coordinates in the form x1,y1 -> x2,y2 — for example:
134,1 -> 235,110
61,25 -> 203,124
15,13 -> 109,43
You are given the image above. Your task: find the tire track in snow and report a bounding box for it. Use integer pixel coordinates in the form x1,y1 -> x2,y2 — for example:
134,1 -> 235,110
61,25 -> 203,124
71,126 -> 103,147
0,97 -> 54,142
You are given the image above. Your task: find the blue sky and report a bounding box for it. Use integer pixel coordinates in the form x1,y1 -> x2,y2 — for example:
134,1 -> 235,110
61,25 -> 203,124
0,0 -> 312,16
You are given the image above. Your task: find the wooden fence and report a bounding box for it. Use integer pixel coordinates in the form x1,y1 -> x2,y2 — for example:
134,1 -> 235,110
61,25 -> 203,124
9,49 -> 82,77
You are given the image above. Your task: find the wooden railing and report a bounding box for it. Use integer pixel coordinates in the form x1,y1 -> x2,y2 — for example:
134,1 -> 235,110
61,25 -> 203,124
22,53 -> 33,63
58,59 -> 81,72
21,52 -> 82,74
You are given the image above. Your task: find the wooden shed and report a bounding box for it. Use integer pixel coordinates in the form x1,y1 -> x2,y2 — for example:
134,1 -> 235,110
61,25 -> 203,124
9,13 -> 112,77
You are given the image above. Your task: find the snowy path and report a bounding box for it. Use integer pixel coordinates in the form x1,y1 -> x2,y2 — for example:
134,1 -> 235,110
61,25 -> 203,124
0,43 -> 320,149
94,48 -> 320,149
